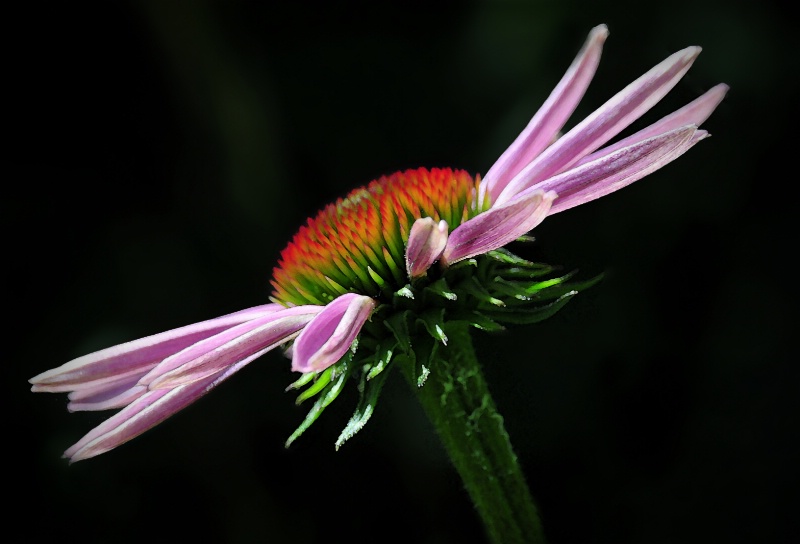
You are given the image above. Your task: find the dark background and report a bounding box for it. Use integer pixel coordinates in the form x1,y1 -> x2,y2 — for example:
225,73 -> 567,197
7,1 -> 796,543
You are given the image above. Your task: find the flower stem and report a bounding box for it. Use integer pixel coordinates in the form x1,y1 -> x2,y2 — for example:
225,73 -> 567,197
404,322 -> 546,544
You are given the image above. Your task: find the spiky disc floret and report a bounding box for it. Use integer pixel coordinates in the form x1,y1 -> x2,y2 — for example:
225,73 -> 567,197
270,167 -> 487,307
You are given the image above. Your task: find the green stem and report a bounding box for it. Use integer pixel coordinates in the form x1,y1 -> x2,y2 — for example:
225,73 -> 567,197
403,322 -> 546,544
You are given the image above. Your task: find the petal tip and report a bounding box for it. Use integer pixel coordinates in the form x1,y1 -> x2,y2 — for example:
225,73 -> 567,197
710,83 -> 730,101
684,45 -> 702,60
405,217 -> 450,278
590,24 -> 610,40
29,369 -> 55,386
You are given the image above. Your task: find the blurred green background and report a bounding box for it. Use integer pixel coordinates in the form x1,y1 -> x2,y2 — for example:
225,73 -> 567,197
7,1 -> 796,543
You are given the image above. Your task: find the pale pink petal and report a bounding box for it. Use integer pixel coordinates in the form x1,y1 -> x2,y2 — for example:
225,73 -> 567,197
522,125 -> 701,215
575,83 -> 728,166
64,350 -> 261,462
29,303 -> 284,393
67,375 -> 141,404
441,190 -> 556,267
483,24 -> 608,200
143,305 -> 322,389
64,388 -> 172,461
69,385 -> 148,412
291,293 -> 376,373
405,217 -> 449,278
495,46 -> 702,206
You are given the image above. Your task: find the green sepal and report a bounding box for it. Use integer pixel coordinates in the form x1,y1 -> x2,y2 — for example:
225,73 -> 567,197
485,248 -> 536,267
489,278 -> 541,300
417,308 -> 448,345
285,370 -> 316,391
482,290 -> 578,325
411,335 -> 438,388
335,363 -> 393,450
366,341 -> 395,380
484,248 -> 554,277
499,266 -> 559,280
460,276 -> 505,306
393,332 -> 436,388
447,257 -> 478,272
546,272 -> 604,295
513,272 -> 604,303
486,247 -> 536,269
385,310 -> 413,352
425,278 -> 457,301
294,366 -> 333,404
417,364 -> 430,387
466,311 -> 506,332
285,353 -> 354,448
395,285 -> 415,299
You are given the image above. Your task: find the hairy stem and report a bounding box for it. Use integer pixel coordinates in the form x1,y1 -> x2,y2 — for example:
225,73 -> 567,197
404,322 -> 545,544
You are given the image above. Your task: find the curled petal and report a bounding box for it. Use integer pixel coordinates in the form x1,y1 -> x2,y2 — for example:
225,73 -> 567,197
533,125 -> 701,215
441,190 -> 556,267
495,45 -> 702,206
405,217 -> 449,278
29,304 -> 285,394
292,293 -> 376,373
484,24 -> 608,201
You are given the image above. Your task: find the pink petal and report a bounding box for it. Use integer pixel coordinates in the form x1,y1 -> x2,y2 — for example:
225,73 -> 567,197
67,374 -> 141,404
484,24 -> 608,201
68,385 -> 147,412
575,83 -> 728,166
291,293 -> 376,373
528,125 -> 701,215
405,217 -> 449,278
29,303 -> 284,394
143,305 -> 322,389
441,190 -> 556,267
65,353 -> 259,462
495,46 -> 702,206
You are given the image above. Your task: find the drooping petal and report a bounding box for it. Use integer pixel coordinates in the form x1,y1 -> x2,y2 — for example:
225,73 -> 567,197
143,305 -> 323,389
494,46 -> 702,206
405,217 -> 449,278
291,293 -> 376,373
441,190 -> 556,267
525,125 -> 701,215
29,304 -> 285,394
483,24 -> 608,200
64,352 -> 259,463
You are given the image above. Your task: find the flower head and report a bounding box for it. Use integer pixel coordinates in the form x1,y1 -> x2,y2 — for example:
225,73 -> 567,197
30,25 -> 726,462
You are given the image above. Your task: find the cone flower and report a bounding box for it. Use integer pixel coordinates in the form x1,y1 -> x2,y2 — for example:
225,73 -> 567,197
30,24 -> 727,463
